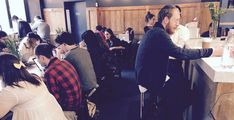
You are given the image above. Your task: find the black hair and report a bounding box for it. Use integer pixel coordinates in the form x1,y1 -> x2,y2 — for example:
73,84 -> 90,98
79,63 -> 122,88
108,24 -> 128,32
35,43 -> 55,58
126,27 -> 134,41
0,42 -> 7,52
101,26 -> 107,33
145,11 -> 155,23
55,32 -> 77,45
105,28 -> 116,39
96,25 -> 103,31
0,30 -> 7,39
27,32 -> 42,42
82,30 -> 98,47
11,15 -> 19,21
0,53 -> 41,87
158,5 -> 177,23
175,5 -> 181,13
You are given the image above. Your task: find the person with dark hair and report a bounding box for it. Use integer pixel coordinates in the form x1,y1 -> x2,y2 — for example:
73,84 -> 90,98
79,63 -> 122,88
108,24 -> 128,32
0,30 -> 7,41
0,31 -> 9,52
144,11 -> 156,33
104,28 -> 124,50
31,15 -> 51,43
135,4 -> 223,120
18,32 -> 41,63
124,27 -> 139,68
35,43 -> 82,119
55,32 -> 98,119
126,27 -> 135,42
101,26 -> 107,33
201,22 -> 222,37
11,15 -> 32,39
82,30 -> 109,80
0,53 -> 67,120
95,25 -> 108,48
55,32 -> 98,92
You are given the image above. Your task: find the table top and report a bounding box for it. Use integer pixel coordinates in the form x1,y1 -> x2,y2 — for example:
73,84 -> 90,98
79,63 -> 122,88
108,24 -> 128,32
195,57 -> 234,83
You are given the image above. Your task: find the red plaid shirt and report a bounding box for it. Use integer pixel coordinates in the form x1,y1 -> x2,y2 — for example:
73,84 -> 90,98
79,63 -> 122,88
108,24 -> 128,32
44,57 -> 82,113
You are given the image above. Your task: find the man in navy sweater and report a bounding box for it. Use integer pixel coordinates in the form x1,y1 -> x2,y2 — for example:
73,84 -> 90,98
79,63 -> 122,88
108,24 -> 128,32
135,4 -> 222,120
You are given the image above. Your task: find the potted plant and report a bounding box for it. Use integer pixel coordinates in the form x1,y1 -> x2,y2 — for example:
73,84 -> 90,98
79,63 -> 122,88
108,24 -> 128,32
4,36 -> 20,59
208,3 -> 226,39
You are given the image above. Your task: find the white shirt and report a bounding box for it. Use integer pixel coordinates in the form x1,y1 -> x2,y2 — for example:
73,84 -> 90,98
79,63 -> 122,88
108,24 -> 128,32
31,19 -> 50,42
170,25 -> 190,59
0,81 -> 67,120
170,24 -> 190,48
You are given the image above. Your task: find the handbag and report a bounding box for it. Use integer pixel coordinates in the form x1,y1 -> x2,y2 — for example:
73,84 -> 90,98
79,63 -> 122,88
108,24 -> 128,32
64,111 -> 77,120
87,100 -> 96,118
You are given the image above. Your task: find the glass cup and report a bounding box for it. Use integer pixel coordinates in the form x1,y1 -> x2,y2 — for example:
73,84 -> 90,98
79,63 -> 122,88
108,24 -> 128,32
202,38 -> 212,48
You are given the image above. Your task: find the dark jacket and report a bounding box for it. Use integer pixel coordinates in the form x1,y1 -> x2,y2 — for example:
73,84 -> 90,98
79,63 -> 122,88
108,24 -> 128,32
106,37 -> 121,47
18,21 -> 32,39
135,22 -> 213,95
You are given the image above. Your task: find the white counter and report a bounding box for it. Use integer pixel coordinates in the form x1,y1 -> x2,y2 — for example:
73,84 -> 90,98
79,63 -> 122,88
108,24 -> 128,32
195,57 -> 234,83
186,38 -> 234,83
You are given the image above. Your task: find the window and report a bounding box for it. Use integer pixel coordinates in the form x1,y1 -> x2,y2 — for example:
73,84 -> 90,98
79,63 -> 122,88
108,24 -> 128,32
0,0 -> 26,34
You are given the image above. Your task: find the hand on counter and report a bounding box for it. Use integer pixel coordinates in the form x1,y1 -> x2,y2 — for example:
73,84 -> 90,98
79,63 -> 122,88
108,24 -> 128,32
211,46 -> 223,57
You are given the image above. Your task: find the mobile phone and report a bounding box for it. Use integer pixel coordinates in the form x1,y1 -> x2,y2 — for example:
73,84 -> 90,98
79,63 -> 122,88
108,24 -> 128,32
32,57 -> 44,72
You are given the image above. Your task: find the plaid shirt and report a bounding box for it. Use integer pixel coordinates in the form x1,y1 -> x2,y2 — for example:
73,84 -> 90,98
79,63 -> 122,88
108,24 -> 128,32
44,57 -> 82,113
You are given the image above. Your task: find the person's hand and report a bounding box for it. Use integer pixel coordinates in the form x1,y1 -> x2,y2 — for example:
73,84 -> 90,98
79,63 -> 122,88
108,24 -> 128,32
211,46 -> 223,57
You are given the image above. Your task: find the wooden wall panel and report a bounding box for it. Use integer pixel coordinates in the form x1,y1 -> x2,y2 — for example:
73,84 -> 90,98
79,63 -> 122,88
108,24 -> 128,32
43,8 -> 66,35
124,9 -> 146,34
86,7 -> 98,31
98,9 -> 124,33
86,2 -> 220,39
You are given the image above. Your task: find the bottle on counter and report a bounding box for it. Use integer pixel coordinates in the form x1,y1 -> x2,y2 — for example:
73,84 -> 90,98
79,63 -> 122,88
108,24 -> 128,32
221,29 -> 234,68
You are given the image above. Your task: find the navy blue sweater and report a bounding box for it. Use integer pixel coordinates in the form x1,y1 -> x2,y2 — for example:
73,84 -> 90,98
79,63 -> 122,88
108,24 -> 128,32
135,22 -> 213,95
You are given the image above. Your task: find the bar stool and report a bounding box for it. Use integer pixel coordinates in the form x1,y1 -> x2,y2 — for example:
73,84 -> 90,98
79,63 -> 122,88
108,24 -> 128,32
138,85 -> 147,119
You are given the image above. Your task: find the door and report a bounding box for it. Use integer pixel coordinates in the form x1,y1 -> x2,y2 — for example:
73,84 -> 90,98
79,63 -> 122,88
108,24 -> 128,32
65,1 -> 87,43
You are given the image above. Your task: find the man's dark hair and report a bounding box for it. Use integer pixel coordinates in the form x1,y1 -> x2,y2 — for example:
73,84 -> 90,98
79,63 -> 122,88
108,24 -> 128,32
96,25 -> 103,31
158,5 -> 177,23
11,15 -> 19,21
175,5 -> 181,13
55,32 -> 77,46
0,30 -> 7,39
35,43 -> 55,58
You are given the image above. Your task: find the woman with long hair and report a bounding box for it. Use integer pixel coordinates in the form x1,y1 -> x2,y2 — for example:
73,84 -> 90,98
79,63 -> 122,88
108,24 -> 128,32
82,30 -> 109,80
144,11 -> 156,33
0,53 -> 67,120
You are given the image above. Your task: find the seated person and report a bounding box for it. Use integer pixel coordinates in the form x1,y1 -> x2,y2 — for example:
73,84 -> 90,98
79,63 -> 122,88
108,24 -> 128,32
104,28 -> 125,51
82,30 -> 109,80
35,43 -> 82,119
0,31 -> 9,53
201,23 -> 221,37
18,32 -> 41,63
0,53 -> 67,120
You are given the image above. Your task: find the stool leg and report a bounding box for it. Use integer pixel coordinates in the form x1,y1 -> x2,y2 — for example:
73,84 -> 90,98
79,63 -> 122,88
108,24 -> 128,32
140,92 -> 144,119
